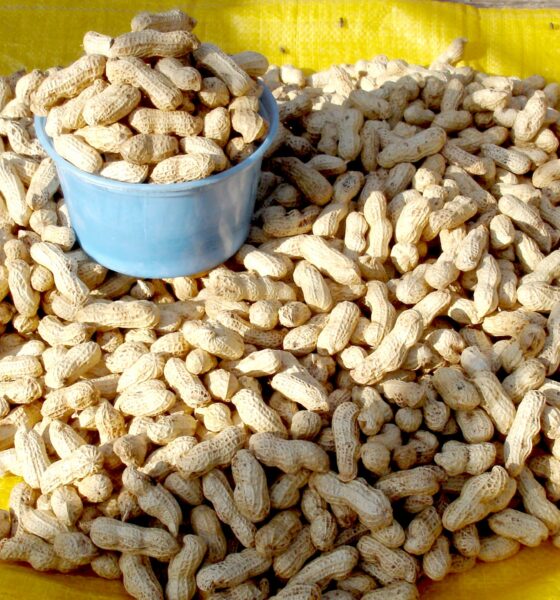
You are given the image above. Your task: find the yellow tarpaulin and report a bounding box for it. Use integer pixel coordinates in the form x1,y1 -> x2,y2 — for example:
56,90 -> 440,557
1,0 -> 560,598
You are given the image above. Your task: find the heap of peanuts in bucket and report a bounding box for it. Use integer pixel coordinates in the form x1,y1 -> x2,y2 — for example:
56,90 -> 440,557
1,7 -> 560,600
33,9 -> 269,184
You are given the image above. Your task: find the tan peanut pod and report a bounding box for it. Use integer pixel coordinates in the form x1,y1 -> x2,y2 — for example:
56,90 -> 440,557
15,427 -> 51,489
289,411 -> 322,440
41,224 -> 75,251
432,367 -> 480,411
365,521 -> 405,551
351,309 -> 424,385
250,433 -> 329,474
49,420 -> 86,458
117,352 -> 165,392
15,69 -> 46,105
361,441 -> 391,475
364,281 -> 396,349
50,486 -> 83,527
0,355 -> 43,381
491,212 -> 525,249
122,466 -> 182,535
105,342 -> 149,374
269,470 -> 310,510
177,426 -> 246,478
76,123 -> 132,153
131,8 -> 196,32
82,31 -> 113,56
272,526 -> 316,581
164,357 -> 211,408
477,535 -> 521,563
53,531 -> 98,567
488,508 -> 548,547
196,548 -> 271,592
363,190 -> 392,261
499,194 -> 550,252
99,160 -> 149,183
502,359 -> 546,403
94,400 -> 126,444
442,466 -> 510,531
0,156 -> 31,226
106,56 -> 182,111
422,535 -> 451,582
26,157 -> 59,210
255,510 -> 302,559
57,78 -> 109,130
203,106 -> 231,147
513,230 -> 545,272
517,282 -> 560,312
503,390 -> 545,476
533,159 -> 560,188
90,517 -> 179,561
31,243 -> 89,305
155,58 -> 202,93
231,449 -> 270,524
374,465 -> 444,502
180,135 -> 229,172
317,302 -> 360,356
45,341 -> 101,389
292,260 -> 333,313
231,108 -> 267,144
164,473 -> 202,506
0,376 -> 42,405
395,263 -> 431,305
377,127 -> 446,169
166,534 -> 207,600
310,471 -> 392,530
357,536 -> 418,583
456,408 -> 494,443
119,553 -> 164,600
0,532 -> 68,572
90,553 -> 121,580
80,83 -> 140,127
8,482 -> 38,537
231,388 -> 287,436
287,545 -> 358,588
193,43 -> 254,97
129,107 -> 202,138
272,157 -> 332,206
451,524 -> 481,559
190,505 -> 227,564
518,467 -> 560,533
34,54 -> 107,111
270,365 -> 329,412
203,368 -> 239,401
75,473 -> 112,503
40,445 -> 104,494
361,582 -> 419,600
404,507 -> 442,555
513,90 -> 547,142
113,434 -> 148,467
120,133 -> 179,166
52,134 -> 103,174
115,380 -> 175,418
110,28 -> 198,58
151,153 -> 215,184
435,441 -> 496,476
75,300 -> 160,328
332,402 -> 360,482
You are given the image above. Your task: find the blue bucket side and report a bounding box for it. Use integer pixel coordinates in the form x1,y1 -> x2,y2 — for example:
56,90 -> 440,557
35,84 -> 279,278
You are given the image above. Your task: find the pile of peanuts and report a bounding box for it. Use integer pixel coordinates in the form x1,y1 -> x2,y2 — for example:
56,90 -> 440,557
34,9 -> 269,183
1,8 -> 560,600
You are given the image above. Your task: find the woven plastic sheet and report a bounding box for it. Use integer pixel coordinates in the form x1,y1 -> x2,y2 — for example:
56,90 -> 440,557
2,0 -> 560,598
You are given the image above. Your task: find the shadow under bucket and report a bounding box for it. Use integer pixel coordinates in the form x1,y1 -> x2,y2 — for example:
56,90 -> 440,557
35,84 -> 279,279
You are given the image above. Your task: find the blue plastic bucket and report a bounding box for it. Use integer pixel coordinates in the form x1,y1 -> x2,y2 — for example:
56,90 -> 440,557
35,84 -> 279,278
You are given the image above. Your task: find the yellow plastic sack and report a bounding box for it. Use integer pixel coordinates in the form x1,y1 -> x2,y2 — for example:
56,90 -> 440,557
2,0 -> 560,598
